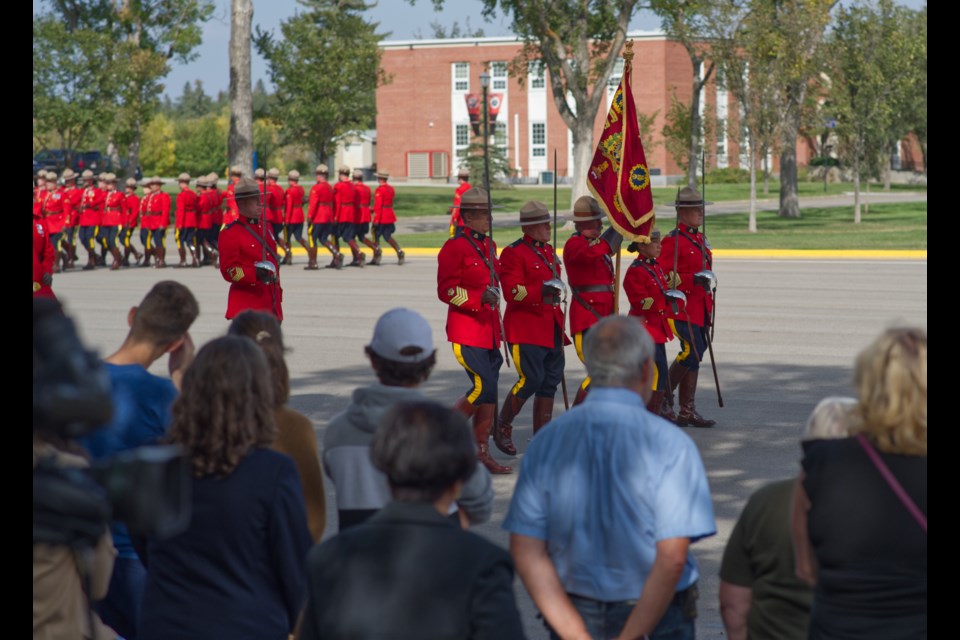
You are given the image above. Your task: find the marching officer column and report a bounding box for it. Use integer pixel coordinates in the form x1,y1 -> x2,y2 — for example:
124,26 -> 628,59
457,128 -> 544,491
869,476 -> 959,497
120,177 -> 143,267
100,174 -> 125,270
496,201 -> 570,454
658,186 -> 717,428
283,170 -> 307,266
438,187 -> 511,474
372,171 -> 404,265
562,195 -> 623,405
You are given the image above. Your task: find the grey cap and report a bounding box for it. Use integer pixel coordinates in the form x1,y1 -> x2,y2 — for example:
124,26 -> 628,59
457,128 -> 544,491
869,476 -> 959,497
368,307 -> 436,363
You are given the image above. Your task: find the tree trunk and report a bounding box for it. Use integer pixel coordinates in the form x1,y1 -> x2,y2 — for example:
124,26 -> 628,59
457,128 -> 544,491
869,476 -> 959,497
107,137 -> 122,175
229,0 -> 254,175
569,116 -> 594,205
778,115 -> 801,218
748,142 -> 757,233
881,144 -> 892,191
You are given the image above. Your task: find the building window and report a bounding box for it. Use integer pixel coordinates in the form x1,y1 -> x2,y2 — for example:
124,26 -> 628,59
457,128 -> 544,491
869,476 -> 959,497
528,61 -> 545,89
531,122 -> 546,157
455,124 -> 470,147
491,61 -> 508,91
453,62 -> 469,92
607,58 -> 625,96
495,121 -> 507,149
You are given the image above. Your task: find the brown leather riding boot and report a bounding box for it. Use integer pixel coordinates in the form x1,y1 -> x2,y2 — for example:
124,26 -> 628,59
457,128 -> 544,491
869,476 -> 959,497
82,250 -> 97,271
453,395 -> 478,419
646,390 -> 665,416
494,394 -> 526,456
572,383 -> 589,406
531,396 -> 555,435
662,362 -> 688,423
175,244 -> 187,267
474,404 -> 512,474
109,247 -> 122,270
677,370 -> 716,428
141,247 -> 152,267
155,246 -> 167,268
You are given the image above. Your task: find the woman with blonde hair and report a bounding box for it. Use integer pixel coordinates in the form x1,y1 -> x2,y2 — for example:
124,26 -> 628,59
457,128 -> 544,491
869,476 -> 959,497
136,336 -> 312,640
791,327 -> 926,639
229,309 -> 327,541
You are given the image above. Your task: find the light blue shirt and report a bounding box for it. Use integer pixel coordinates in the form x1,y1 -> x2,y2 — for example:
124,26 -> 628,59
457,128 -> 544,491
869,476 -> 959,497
503,387 -> 716,602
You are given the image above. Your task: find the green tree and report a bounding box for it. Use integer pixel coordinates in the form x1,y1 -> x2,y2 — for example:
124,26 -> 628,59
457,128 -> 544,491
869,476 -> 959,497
826,0 -> 917,223
178,80 -> 215,118
140,113 -> 177,176
414,0 -> 640,204
254,0 -> 390,164
33,16 -> 117,167
649,0 -> 748,189
38,0 -> 213,179
174,114 -> 228,175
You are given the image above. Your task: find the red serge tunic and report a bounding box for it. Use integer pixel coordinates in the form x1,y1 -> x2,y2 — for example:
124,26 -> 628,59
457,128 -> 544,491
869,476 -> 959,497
123,193 -> 141,229
33,213 -> 56,300
354,182 -> 372,224
175,189 -> 199,229
500,235 -> 569,349
437,229 -> 502,350
78,187 -> 105,227
450,181 -> 471,228
41,189 -> 65,235
623,257 -> 673,344
658,225 -> 713,328
284,184 -> 305,225
63,186 -> 82,227
308,181 -> 334,224
562,232 -> 616,335
373,183 -> 396,225
102,191 -> 125,227
219,216 -> 283,321
267,183 -> 284,224
333,180 -> 356,224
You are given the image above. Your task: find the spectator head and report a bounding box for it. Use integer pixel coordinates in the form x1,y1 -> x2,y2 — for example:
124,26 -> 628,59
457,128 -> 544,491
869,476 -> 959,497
127,281 -> 199,351
371,401 -> 477,504
167,335 -> 277,477
228,310 -> 290,407
853,326 -> 927,455
802,396 -> 858,441
583,315 -> 654,394
364,307 -> 437,387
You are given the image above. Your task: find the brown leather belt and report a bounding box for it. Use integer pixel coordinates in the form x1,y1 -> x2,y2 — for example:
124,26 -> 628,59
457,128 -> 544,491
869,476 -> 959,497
105,207 -> 122,211
572,285 -> 614,294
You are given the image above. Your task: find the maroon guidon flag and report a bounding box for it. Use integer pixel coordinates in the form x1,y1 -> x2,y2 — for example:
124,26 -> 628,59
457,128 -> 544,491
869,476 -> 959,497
587,42 -> 655,242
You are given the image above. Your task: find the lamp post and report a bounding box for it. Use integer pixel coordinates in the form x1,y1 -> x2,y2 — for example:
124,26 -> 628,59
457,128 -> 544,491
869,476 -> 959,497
479,71 -> 492,200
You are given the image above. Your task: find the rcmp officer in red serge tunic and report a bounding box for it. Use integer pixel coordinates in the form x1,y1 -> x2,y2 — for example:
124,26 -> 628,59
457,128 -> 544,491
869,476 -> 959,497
496,201 -> 570,455
658,186 -> 716,427
562,195 -> 623,406
437,187 -> 511,475
219,177 -> 283,322
623,228 -> 677,419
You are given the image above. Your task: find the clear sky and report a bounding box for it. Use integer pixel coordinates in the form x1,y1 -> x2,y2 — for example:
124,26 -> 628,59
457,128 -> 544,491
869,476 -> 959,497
33,0 -> 925,101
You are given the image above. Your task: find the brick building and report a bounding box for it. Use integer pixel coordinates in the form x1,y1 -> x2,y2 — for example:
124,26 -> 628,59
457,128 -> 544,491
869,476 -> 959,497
377,30 -> 781,185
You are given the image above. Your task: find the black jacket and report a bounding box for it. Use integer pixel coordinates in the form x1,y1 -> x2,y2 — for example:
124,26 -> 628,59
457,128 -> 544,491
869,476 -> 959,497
299,500 -> 526,640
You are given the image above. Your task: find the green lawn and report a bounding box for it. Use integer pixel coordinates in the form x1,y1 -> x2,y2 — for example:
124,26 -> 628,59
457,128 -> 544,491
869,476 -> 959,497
387,180 -> 926,219
393,201 -> 928,250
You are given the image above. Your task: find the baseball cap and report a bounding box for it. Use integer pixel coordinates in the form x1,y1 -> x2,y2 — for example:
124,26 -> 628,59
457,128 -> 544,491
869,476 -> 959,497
368,308 -> 435,363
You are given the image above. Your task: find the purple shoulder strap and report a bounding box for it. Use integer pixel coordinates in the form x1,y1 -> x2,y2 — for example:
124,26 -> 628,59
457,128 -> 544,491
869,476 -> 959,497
856,433 -> 927,533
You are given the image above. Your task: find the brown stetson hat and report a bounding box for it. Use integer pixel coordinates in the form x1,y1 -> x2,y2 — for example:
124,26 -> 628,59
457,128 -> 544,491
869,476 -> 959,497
518,200 -> 551,226
287,170 -> 300,181
233,177 -> 261,200
376,170 -> 389,179
458,187 -> 502,212
567,195 -> 604,222
178,172 -> 191,182
61,168 -> 78,181
125,177 -> 138,188
457,168 -> 470,179
254,167 -> 266,179
670,186 -> 714,208
315,164 -> 329,175
267,167 -> 280,179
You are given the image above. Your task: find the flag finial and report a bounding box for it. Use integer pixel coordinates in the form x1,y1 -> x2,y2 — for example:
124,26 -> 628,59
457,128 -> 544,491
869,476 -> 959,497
623,40 -> 635,63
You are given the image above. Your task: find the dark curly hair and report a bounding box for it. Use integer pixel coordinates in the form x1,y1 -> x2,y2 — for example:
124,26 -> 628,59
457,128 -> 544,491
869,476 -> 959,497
166,336 -> 277,477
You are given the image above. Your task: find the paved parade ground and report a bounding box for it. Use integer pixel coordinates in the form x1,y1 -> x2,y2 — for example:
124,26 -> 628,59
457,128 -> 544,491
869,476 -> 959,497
52,251 -> 927,639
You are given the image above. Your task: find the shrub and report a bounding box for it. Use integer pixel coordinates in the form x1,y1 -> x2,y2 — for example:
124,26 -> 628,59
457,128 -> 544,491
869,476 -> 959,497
706,167 -> 750,184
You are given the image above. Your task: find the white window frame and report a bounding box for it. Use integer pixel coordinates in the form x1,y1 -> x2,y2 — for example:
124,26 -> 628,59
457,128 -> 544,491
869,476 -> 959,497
531,122 -> 546,157
491,61 -> 508,92
528,61 -> 545,90
453,62 -> 469,92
